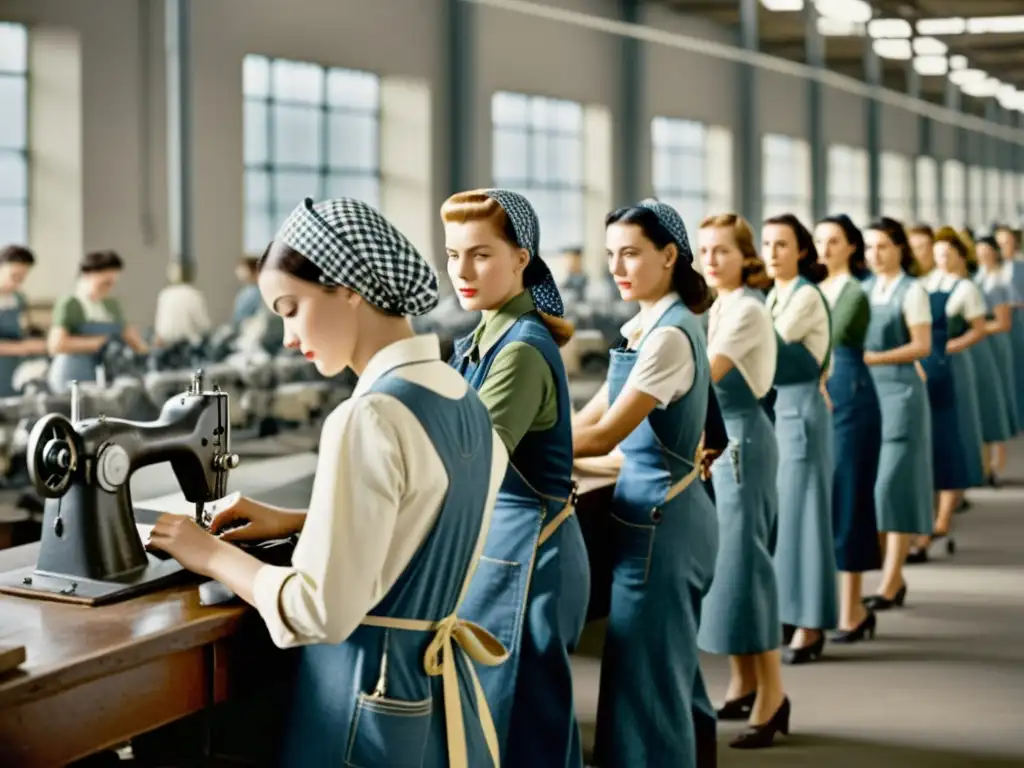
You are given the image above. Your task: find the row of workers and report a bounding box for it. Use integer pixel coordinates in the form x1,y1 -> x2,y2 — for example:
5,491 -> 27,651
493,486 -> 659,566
0,247 -> 277,396
139,190 -> 1020,768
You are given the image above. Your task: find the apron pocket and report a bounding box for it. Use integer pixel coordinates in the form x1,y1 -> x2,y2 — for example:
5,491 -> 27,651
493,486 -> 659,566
460,555 -> 526,653
776,411 -> 808,460
609,513 -> 656,586
346,693 -> 433,768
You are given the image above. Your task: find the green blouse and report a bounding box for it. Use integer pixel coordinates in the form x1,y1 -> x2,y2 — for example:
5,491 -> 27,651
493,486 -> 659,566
831,280 -> 871,349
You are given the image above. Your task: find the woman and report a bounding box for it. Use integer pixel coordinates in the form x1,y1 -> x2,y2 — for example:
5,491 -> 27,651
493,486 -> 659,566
995,226 -> 1024,421
696,213 -> 789,749
441,189 -> 590,768
909,228 -> 988,560
762,214 -> 836,665
0,245 -> 46,397
862,218 -> 933,610
47,250 -> 148,392
814,215 -> 882,642
976,235 -> 1020,476
907,225 -> 936,278
572,200 -> 718,767
148,197 -> 510,768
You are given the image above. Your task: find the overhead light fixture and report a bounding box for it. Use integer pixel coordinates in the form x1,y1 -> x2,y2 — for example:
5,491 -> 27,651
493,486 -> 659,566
997,83 -> 1018,101
867,18 -> 911,38
961,76 -> 1001,98
913,55 -> 948,76
949,55 -> 968,70
872,38 -> 912,60
949,68 -> 987,86
967,16 -> 1024,34
916,18 -> 967,36
760,0 -> 804,10
912,37 -> 948,56
816,17 -> 865,36
814,0 -> 872,24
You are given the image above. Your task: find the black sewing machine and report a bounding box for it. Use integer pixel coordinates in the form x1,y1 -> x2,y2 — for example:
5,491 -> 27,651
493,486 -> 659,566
0,370 -> 240,605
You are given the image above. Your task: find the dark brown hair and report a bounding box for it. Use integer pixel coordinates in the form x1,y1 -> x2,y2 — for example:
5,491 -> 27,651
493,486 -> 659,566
817,214 -> 868,278
79,250 -> 123,274
867,217 -> 915,275
763,213 -> 825,283
0,245 -> 35,266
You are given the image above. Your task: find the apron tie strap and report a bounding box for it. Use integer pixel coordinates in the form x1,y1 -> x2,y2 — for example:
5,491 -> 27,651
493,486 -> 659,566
664,445 -> 705,504
537,483 -> 578,546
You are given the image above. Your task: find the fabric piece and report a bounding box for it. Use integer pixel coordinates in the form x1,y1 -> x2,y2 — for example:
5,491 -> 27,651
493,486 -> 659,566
638,198 -> 694,264
276,197 -> 439,316
154,283 -> 212,344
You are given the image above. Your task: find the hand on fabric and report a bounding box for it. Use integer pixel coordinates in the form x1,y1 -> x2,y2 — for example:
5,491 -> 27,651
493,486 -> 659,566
914,361 -> 927,383
147,514 -> 226,575
699,449 -> 721,481
207,496 -> 305,542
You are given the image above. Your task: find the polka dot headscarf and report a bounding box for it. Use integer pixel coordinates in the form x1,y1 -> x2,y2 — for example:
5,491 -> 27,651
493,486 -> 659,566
638,198 -> 695,265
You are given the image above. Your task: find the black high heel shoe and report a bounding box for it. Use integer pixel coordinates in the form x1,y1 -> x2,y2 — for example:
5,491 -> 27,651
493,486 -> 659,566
782,633 -> 825,665
831,611 -> 877,644
905,545 -> 930,564
716,690 -> 755,721
729,697 -> 791,750
863,584 -> 907,611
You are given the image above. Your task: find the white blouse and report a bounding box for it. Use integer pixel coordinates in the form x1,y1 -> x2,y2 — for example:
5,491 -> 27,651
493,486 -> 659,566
253,334 -> 509,649
818,273 -> 853,308
869,273 -> 932,328
708,289 -> 777,399
922,271 -> 986,320
768,281 -> 831,365
619,292 -> 695,407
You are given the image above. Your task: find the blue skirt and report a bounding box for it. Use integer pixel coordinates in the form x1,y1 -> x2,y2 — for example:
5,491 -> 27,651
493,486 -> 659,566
990,331 -> 1020,436
926,359 -> 971,492
1011,312 -> 1024,428
950,349 -> 985,488
968,339 -> 1012,444
827,347 -> 882,573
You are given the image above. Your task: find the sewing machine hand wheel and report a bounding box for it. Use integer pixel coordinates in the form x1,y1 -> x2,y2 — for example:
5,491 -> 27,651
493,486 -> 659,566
27,413 -> 79,498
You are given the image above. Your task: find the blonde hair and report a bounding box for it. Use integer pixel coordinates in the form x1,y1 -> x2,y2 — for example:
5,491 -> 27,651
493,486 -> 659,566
441,190 -> 575,347
699,213 -> 772,291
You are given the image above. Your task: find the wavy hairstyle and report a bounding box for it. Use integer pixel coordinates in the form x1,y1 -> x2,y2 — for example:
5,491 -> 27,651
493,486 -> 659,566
698,213 -> 772,291
866,217 -> 915,275
817,214 -> 868,278
763,213 -> 824,283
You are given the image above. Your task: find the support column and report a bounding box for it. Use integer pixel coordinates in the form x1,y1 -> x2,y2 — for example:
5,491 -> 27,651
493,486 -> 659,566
165,0 -> 194,280
737,0 -> 761,225
806,3 -> 826,222
945,73 -> 968,225
616,0 -> 642,206
864,41 -> 882,221
907,51 -> 923,222
446,0 -> 474,195
984,100 -> 998,227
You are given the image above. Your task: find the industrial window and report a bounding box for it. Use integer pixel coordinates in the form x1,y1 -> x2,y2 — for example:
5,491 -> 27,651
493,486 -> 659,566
242,55 -> 380,254
1002,171 -> 1018,225
943,160 -> 967,229
492,91 -> 584,254
880,152 -> 913,224
968,165 -> 985,228
762,134 -> 812,226
0,23 -> 28,247
826,145 -> 870,226
651,117 -> 733,233
915,156 -> 940,227
985,168 -> 1002,227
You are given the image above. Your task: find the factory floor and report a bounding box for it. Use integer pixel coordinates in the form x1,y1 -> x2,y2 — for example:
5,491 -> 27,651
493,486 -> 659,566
575,440 -> 1024,767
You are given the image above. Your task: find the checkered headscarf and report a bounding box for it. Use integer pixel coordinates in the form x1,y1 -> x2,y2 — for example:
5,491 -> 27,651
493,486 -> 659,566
275,197 -> 439,316
483,189 -> 565,317
638,198 -> 695,265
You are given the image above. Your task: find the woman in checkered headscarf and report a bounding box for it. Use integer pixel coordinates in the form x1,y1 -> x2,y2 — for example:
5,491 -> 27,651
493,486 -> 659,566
441,189 -> 590,767
148,197 -> 513,768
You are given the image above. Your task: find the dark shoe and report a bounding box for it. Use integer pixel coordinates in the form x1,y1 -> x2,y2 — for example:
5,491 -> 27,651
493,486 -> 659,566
716,690 -> 755,721
863,584 -> 907,612
782,633 -> 825,665
782,623 -> 796,645
905,546 -> 930,564
729,697 -> 791,750
831,611 -> 877,644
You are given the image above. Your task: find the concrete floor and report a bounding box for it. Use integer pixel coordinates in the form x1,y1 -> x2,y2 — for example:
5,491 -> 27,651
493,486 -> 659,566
572,440 -> 1024,766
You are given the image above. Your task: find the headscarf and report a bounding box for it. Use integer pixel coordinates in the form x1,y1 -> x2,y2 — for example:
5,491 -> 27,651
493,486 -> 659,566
482,189 -> 565,317
276,197 -> 439,316
636,198 -> 694,264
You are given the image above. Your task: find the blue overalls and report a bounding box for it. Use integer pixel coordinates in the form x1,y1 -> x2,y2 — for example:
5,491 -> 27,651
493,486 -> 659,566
47,298 -> 124,393
592,301 -> 718,768
920,280 -> 970,491
453,312 -> 590,768
1003,260 -> 1024,421
976,273 -> 1020,437
0,292 -> 27,398
768,278 -> 837,632
279,370 -> 506,768
943,293 -> 985,489
863,275 -> 934,535
698,288 -> 781,657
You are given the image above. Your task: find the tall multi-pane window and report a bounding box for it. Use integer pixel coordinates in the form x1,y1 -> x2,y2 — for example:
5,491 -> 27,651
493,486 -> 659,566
0,23 -> 28,246
1002,171 -> 1018,224
827,144 -> 870,226
492,92 -> 584,254
968,166 -> 985,228
985,168 -> 1002,226
943,160 -> 967,228
879,152 -> 913,223
242,55 -> 380,254
651,117 -> 708,231
915,156 -> 940,226
762,134 -> 812,225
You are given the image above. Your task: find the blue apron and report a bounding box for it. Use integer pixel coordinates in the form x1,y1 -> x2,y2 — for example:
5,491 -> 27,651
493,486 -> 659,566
232,283 -> 263,326
48,297 -> 124,392
0,292 -> 26,397
768,279 -> 837,631
921,282 -> 971,491
1003,261 -> 1024,420
945,308 -> 985,489
591,301 -> 718,768
976,275 -> 1020,436
698,288 -> 781,656
863,276 -> 933,535
453,312 -> 590,768
280,370 -> 505,768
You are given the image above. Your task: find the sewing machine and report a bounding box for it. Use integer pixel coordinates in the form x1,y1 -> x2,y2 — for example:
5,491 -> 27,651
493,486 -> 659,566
0,370 -> 239,605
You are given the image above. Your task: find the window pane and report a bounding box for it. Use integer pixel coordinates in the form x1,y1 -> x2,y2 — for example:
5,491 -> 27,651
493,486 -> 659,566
0,24 -> 27,74
272,104 -> 322,166
326,173 -> 380,207
553,136 -> 582,186
554,101 -> 583,133
493,128 -> 528,184
0,152 -> 27,202
245,169 -> 270,208
274,170 -> 321,210
678,152 -> 704,193
243,100 -> 269,165
243,55 -> 270,97
0,76 -> 27,149
529,97 -> 553,130
492,92 -> 529,128
529,133 -> 551,185
327,68 -> 379,111
652,153 -> 673,190
328,112 -> 378,172
0,204 -> 27,245
244,207 -> 274,254
271,59 -> 324,104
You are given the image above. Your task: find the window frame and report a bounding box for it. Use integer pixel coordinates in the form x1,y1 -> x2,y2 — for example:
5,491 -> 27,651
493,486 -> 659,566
0,22 -> 30,247
827,144 -> 870,227
651,116 -> 711,230
762,133 -> 812,225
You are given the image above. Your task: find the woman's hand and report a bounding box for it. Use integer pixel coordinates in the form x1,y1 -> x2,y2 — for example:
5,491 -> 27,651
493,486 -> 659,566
915,361 -> 927,383
207,496 -> 304,542
699,449 -> 721,481
147,514 -> 225,575
18,338 -> 47,356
